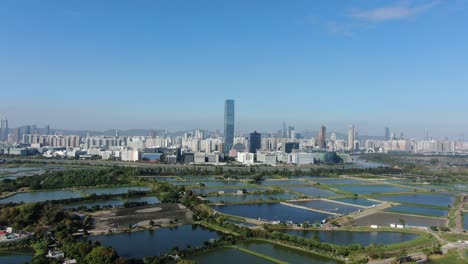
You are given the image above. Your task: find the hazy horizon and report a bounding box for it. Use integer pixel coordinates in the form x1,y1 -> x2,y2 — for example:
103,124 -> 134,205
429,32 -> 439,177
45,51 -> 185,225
1,0 -> 467,139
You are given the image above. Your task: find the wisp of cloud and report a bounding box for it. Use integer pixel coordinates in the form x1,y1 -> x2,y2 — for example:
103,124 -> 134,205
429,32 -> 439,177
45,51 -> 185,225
350,1 -> 438,22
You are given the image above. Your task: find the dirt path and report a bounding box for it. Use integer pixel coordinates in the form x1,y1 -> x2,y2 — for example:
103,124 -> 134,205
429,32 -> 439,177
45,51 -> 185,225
454,193 -> 466,233
339,201 -> 393,225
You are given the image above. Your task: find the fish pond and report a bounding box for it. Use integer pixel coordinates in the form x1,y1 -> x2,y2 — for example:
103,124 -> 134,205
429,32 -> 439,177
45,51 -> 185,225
64,196 -> 160,209
312,178 -> 370,185
289,200 -> 361,215
258,179 -> 307,186
0,190 -> 82,203
170,181 -> 248,187
1,186 -> 154,204
88,224 -> 221,259
206,193 -> 297,203
331,198 -> 380,207
374,194 -> 455,207
464,214 -> 468,230
333,185 -> 410,194
82,186 -> 151,195
386,205 -> 448,217
280,230 -> 420,246
212,203 -> 332,224
191,187 -> 269,194
284,186 -> 338,198
191,247 -> 274,264
351,212 -> 447,227
0,252 -> 33,264
238,240 -> 341,264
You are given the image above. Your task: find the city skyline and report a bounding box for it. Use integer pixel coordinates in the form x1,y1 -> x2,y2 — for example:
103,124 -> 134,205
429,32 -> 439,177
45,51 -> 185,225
1,2 -> 467,263
1,1 -> 468,138
0,113 -> 463,141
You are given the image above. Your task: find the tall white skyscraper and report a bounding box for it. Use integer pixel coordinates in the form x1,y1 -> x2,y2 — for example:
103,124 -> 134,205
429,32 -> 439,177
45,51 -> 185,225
348,124 -> 355,150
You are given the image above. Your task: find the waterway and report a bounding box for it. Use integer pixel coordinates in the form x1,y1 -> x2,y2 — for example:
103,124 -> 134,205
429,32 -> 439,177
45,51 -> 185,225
281,230 -> 419,246
212,203 -> 332,224
88,224 -> 221,259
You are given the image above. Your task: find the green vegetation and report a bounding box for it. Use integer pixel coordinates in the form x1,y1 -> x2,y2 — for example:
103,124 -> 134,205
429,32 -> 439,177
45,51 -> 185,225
234,246 -> 288,264
429,249 -> 467,264
448,195 -> 462,228
0,159 -> 466,263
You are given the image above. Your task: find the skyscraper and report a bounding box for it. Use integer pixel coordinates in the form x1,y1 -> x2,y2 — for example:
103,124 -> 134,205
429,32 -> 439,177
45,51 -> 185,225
318,125 -> 327,149
45,124 -> 50,135
14,128 -> 21,143
282,121 -> 287,138
249,131 -> 261,153
287,126 -> 295,139
0,118 -> 8,141
223,99 -> 235,153
385,127 -> 390,141
348,125 -> 355,150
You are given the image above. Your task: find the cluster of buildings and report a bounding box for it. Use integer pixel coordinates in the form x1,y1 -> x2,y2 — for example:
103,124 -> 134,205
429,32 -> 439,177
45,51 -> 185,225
0,103 -> 467,164
0,226 -> 32,244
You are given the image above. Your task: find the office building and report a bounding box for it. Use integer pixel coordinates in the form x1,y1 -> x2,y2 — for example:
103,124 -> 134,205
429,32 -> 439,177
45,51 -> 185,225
284,142 -> 299,153
287,126 -> 295,139
237,152 -> 254,164
249,131 -> 261,153
348,125 -> 355,150
0,118 -> 8,141
282,121 -> 287,138
318,125 -> 326,149
385,127 -> 390,141
223,99 -> 235,153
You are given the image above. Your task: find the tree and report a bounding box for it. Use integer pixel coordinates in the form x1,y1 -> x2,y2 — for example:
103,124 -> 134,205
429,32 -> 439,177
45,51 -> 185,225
85,246 -> 118,264
312,233 -> 320,242
178,260 -> 197,264
398,218 -> 405,226
61,241 -> 94,263
396,249 -> 408,262
32,239 -> 49,256
252,174 -> 264,183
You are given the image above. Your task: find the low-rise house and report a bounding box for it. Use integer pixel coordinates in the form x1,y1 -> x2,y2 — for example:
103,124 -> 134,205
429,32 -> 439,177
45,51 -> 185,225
47,250 -> 65,259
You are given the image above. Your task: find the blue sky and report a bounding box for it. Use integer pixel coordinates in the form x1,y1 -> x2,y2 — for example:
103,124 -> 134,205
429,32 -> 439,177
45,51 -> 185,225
1,0 -> 467,138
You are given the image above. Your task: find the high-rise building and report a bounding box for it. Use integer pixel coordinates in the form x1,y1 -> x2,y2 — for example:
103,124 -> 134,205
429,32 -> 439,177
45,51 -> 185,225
45,124 -> 50,135
282,121 -> 287,138
223,99 -> 235,153
194,129 -> 205,139
385,127 -> 390,141
284,142 -> 299,154
318,125 -> 327,149
348,125 -> 355,150
249,131 -> 261,153
14,128 -> 21,143
0,118 -> 8,141
287,126 -> 295,139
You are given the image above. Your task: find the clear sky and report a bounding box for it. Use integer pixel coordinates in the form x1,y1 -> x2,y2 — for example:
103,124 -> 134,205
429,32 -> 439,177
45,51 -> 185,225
1,0 -> 467,138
